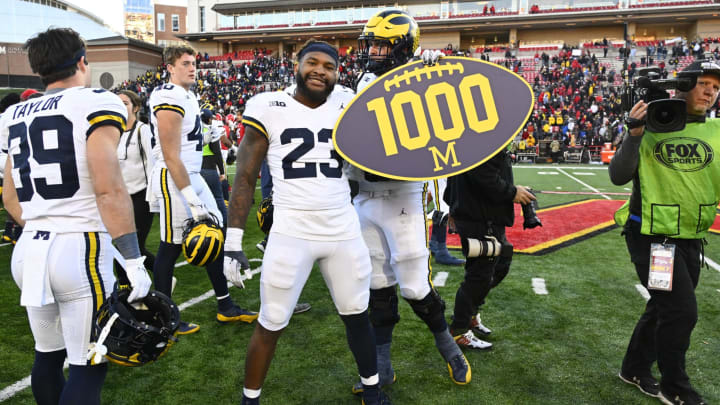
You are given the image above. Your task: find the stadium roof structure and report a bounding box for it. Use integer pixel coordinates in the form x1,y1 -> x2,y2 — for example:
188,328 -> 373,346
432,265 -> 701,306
180,1 -> 718,43
1,0 -> 119,44
213,0 -> 442,13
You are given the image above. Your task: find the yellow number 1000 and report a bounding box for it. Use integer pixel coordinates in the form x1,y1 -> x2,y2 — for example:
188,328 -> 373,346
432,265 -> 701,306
366,73 -> 499,157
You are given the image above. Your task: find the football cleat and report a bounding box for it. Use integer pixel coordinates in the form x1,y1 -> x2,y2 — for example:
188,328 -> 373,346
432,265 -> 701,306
177,321 -> 200,335
256,236 -> 267,253
447,353 -> 472,385
470,314 -> 492,336
454,330 -> 492,350
361,387 -> 392,405
293,302 -> 311,314
217,305 -> 258,324
181,214 -> 224,266
351,373 -> 396,395
92,288 -> 180,366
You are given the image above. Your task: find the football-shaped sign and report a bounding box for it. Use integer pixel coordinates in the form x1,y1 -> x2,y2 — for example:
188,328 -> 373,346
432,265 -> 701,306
333,57 -> 534,180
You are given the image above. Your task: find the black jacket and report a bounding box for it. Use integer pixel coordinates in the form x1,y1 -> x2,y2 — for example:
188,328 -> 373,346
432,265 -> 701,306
444,150 -> 516,227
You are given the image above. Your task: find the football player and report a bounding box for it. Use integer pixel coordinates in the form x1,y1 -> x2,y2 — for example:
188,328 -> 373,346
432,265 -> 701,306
149,45 -> 256,335
1,28 -> 151,405
224,40 -> 390,405
345,9 -> 473,393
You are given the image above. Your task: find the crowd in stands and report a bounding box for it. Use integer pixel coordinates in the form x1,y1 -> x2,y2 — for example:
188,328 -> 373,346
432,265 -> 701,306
113,43 -> 720,163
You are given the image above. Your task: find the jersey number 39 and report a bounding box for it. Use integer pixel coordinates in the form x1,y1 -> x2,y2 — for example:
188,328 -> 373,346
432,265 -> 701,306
8,115 -> 80,202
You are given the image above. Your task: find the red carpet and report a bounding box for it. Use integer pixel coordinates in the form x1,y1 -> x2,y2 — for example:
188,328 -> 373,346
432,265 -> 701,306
438,199 -> 627,255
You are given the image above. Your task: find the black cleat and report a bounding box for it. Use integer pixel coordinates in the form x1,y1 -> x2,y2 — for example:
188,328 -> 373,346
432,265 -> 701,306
217,305 -> 258,324
618,372 -> 660,397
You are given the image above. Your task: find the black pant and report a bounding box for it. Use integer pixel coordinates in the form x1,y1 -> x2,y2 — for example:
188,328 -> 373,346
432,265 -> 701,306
450,221 -> 506,332
114,189 -> 155,284
200,169 -> 228,230
621,220 -> 701,395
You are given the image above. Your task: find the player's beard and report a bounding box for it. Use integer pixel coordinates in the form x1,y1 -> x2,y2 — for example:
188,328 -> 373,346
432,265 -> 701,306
296,70 -> 335,104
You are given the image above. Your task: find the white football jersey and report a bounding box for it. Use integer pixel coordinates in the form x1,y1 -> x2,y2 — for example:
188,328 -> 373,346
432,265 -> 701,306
0,87 -> 128,232
149,83 -> 202,174
346,72 -> 424,194
242,85 -> 355,211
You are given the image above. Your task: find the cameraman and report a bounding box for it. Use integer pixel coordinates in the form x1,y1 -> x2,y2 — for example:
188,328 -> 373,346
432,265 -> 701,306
610,61 -> 720,405
444,149 -> 535,348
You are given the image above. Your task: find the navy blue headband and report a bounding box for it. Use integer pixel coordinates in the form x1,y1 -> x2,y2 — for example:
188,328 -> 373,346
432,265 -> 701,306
52,48 -> 86,73
298,43 -> 339,65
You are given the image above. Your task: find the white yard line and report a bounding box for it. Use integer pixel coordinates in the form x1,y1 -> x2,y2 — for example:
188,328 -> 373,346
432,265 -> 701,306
537,171 -> 559,175
0,376 -> 31,402
635,284 -> 651,302
571,172 -> 595,176
0,243 -> 12,247
531,278 -> 548,295
174,261 -> 190,268
432,272 -> 449,287
556,168 -> 611,200
0,266 -> 261,402
702,255 -> 720,274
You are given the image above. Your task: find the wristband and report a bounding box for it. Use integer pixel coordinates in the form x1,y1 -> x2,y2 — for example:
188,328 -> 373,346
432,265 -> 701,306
626,117 -> 646,130
226,227 -> 244,251
113,232 -> 141,260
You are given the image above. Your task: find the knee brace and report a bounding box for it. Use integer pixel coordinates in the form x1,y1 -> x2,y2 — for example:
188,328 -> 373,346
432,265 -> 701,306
405,290 -> 448,333
369,286 -> 400,328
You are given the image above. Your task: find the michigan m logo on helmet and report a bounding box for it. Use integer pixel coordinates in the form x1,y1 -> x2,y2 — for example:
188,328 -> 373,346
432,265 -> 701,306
182,214 -> 224,266
358,9 -> 420,74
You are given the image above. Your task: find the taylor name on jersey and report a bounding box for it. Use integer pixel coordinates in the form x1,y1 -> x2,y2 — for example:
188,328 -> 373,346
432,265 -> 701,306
242,85 -> 355,211
0,87 -> 127,232
149,83 -> 202,173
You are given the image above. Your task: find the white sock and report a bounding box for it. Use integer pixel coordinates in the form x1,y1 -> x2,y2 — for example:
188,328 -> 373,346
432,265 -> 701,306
243,387 -> 261,399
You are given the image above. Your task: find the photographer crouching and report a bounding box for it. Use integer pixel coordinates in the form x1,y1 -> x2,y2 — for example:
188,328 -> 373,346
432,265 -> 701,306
610,61 -> 720,405
444,148 -> 537,349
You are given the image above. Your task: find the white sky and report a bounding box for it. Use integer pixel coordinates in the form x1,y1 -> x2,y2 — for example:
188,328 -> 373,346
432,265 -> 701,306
64,0 -> 126,34
63,0 -> 190,35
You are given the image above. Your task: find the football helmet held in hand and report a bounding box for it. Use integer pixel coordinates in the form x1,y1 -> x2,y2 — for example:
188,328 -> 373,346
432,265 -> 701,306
92,288 -> 180,367
256,194 -> 274,235
182,214 -> 224,266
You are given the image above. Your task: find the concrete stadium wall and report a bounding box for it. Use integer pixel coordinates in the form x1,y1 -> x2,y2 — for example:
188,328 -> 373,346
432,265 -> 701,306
421,31 -> 461,50
517,26 -> 624,45
694,18 -> 720,40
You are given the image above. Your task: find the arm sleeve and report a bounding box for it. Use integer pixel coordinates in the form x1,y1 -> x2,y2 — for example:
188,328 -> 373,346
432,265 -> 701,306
240,95 -> 268,139
608,131 -> 643,185
85,91 -> 128,139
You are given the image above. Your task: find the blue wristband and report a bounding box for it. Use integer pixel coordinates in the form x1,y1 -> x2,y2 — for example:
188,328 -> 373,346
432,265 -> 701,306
112,232 -> 142,260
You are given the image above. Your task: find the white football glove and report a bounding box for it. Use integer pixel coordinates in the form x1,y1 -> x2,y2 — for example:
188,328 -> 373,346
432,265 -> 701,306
124,256 -> 151,303
180,186 -> 211,222
422,49 -> 444,66
224,228 -> 250,288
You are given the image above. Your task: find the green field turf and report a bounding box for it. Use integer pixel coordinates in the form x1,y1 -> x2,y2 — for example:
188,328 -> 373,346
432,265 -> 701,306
1,163 -> 719,404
